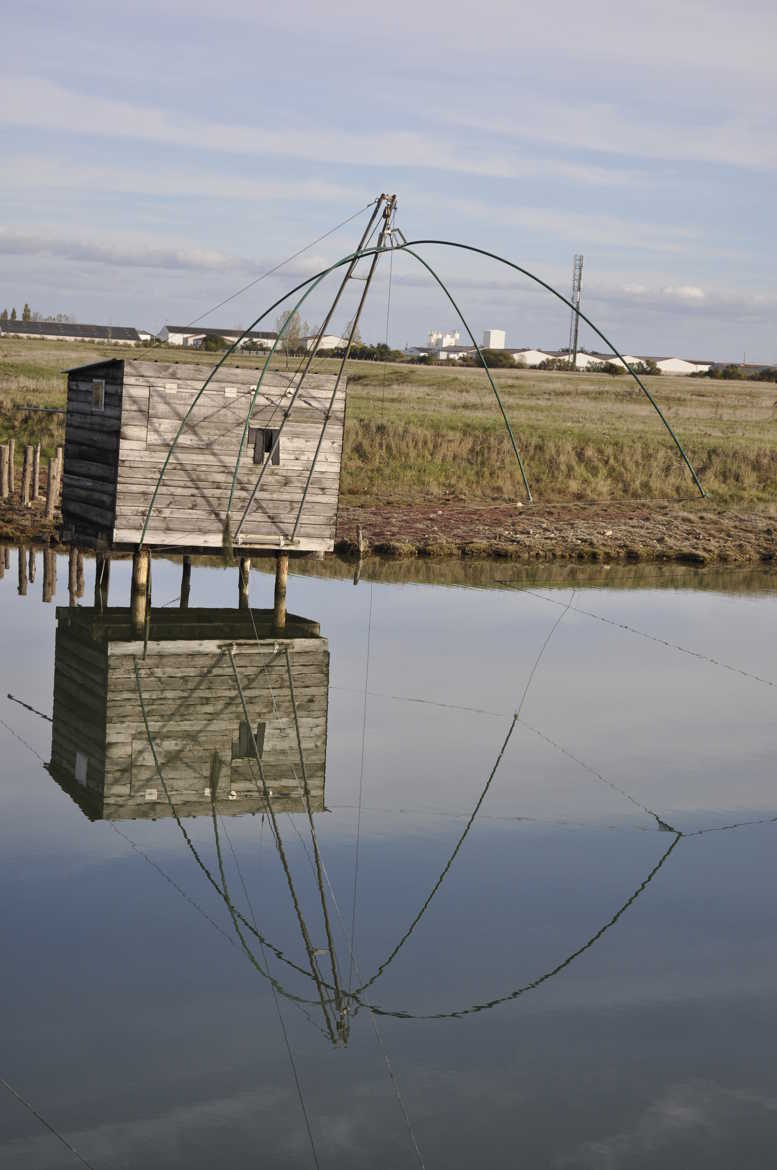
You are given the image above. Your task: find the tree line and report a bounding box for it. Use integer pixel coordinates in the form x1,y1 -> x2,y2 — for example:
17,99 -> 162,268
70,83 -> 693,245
1,305 -> 74,323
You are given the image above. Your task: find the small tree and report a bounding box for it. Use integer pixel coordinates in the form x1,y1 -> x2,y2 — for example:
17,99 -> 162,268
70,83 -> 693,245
0,309 -> 7,322
343,317 -> 363,346
22,303 -> 31,321
10,307 -> 17,320
199,334 -> 227,352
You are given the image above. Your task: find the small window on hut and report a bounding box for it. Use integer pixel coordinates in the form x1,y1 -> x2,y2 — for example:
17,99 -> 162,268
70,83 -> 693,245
248,427 -> 280,466
233,720 -> 266,760
92,378 -> 105,411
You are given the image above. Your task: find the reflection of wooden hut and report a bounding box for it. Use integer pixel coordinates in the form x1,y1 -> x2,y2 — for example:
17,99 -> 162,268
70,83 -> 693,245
48,607 -> 329,821
61,360 -> 346,553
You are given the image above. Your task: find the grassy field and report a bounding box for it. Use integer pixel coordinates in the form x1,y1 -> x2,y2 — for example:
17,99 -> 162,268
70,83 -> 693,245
2,337 -> 776,507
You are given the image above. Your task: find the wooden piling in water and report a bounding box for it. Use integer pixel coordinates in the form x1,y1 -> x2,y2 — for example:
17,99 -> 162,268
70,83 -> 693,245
28,547 -> 36,583
17,546 -> 28,596
274,552 -> 288,630
42,548 -> 56,603
180,556 -> 191,609
0,445 -> 9,499
45,456 -> 58,520
8,438 -> 15,495
32,444 -> 41,499
21,446 -> 33,507
76,550 -> 84,598
3,547 -> 9,570
239,557 -> 251,610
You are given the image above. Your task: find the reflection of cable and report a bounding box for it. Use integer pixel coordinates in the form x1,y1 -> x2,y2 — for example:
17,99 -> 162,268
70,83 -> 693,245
6,693 -> 52,722
349,582 -> 374,988
1,1077 -> 97,1169
517,587 -> 777,689
0,716 -> 45,763
210,807 -> 323,1167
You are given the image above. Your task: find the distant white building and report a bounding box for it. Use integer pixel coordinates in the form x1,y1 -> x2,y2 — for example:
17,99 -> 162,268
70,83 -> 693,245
428,329 -> 461,349
162,325 -> 276,349
482,329 -> 506,349
655,357 -> 711,375
510,348 -> 552,367
302,334 -> 347,351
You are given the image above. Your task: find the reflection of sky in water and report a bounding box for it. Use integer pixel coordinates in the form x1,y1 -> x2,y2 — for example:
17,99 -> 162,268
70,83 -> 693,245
1,552 -> 777,1168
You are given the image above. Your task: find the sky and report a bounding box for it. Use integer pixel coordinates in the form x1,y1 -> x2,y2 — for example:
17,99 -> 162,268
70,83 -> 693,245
1,0 -> 775,361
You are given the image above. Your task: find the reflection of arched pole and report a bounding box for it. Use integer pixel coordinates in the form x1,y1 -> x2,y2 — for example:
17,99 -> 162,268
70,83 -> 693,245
363,831 -> 682,1022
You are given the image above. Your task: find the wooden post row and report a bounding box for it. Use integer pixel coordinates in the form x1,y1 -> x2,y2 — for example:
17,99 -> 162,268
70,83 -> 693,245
21,446 -> 33,507
0,445 -> 9,499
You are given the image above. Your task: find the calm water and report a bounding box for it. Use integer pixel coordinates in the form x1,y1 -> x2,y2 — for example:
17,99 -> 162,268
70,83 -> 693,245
1,547 -> 777,1168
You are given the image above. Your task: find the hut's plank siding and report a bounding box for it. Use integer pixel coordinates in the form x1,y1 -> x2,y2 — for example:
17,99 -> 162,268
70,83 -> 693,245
62,359 -> 346,552
49,607 -> 329,821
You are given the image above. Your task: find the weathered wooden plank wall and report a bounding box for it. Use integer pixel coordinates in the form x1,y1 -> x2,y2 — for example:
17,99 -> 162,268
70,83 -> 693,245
61,359 -> 346,552
48,608 -> 329,821
114,361 -> 345,551
61,360 -> 123,541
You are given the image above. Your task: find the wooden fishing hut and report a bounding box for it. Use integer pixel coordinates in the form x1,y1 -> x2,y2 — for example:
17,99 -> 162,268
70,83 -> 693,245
60,359 -> 346,554
48,606 -> 329,821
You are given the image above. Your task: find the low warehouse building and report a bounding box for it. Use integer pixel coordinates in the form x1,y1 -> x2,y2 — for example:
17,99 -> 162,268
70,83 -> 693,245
0,320 -> 141,344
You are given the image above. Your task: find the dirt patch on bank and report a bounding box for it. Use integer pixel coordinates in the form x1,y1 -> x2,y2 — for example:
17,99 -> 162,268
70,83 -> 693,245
335,499 -> 777,564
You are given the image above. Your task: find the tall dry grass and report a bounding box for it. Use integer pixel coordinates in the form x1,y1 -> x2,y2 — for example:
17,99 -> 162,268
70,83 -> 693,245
2,338 -> 776,505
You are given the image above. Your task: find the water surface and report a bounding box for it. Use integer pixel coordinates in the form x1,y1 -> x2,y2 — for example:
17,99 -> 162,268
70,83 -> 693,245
1,547 -> 776,1168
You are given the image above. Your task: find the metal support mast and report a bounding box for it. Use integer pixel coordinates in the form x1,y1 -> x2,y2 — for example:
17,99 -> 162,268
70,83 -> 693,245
568,253 -> 584,369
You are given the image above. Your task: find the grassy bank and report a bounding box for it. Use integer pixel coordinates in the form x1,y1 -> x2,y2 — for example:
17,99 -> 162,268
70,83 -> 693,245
2,338 -> 776,506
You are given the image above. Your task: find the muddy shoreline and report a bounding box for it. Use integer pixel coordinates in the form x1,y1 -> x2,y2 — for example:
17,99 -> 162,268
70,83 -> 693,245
2,496 -> 776,566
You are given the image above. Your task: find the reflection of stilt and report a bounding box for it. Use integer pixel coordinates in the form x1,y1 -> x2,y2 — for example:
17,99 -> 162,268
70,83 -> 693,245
94,553 -> 110,610
76,550 -> 84,598
28,547 -> 36,584
180,556 -> 191,610
238,557 -> 251,610
274,552 -> 288,630
17,546 -> 27,596
42,548 -> 56,603
131,548 -> 150,637
68,547 -> 78,607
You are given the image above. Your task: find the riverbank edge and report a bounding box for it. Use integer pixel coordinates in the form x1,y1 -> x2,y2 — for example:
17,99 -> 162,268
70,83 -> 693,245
3,497 -> 777,566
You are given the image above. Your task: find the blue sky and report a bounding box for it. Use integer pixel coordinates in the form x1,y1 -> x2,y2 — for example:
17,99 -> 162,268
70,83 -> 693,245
1,0 -> 775,360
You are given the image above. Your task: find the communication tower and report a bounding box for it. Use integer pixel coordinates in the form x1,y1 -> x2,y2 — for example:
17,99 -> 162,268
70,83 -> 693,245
568,254 -> 584,368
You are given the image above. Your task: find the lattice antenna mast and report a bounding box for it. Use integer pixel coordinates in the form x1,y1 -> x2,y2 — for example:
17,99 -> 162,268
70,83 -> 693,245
568,254 -> 584,368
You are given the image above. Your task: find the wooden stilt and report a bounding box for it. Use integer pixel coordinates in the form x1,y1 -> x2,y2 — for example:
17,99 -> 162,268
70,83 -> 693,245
32,444 -> 41,499
21,446 -> 33,506
45,456 -> 57,519
180,556 -> 191,609
238,557 -> 251,610
28,547 -> 36,583
8,438 -> 15,495
76,550 -> 84,598
274,552 -> 288,630
0,445 -> 9,499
